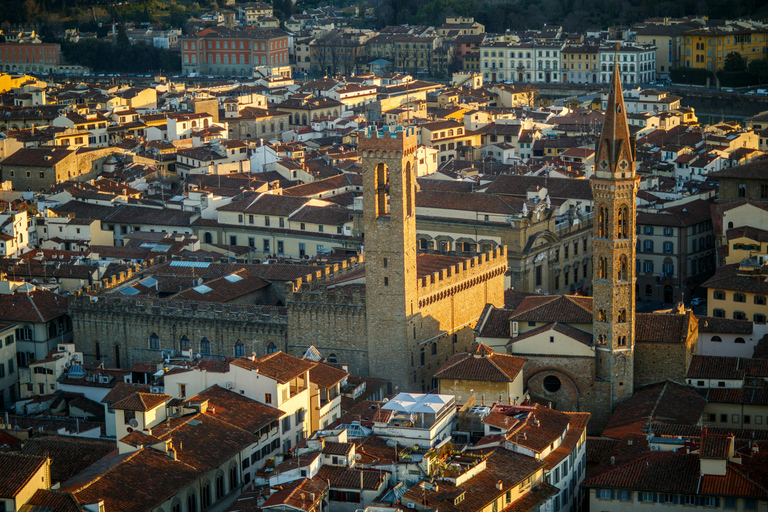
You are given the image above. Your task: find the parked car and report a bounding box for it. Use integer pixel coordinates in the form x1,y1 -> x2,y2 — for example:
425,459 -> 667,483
691,297 -> 706,306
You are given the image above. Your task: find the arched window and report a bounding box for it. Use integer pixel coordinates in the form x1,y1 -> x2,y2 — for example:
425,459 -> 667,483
618,255 -> 628,281
420,348 -> 425,366
200,337 -> 211,354
180,335 -> 190,351
216,472 -> 225,500
598,207 -> 605,237
735,337 -> 746,344
617,206 -> 628,238
230,463 -> 239,491
618,309 -> 627,323
171,499 -> 182,512
204,232 -> 213,244
95,342 -> 101,361
187,491 -> 197,512
405,162 -> 413,218
327,353 -> 337,363
202,481 -> 211,508
375,163 -> 389,218
266,342 -> 277,354
646,284 -> 653,296
431,343 -> 437,355
149,332 -> 160,350
728,222 -> 734,229
234,341 -> 245,357
618,336 -> 627,346
115,344 -> 120,368
711,336 -> 722,342
598,310 -> 606,322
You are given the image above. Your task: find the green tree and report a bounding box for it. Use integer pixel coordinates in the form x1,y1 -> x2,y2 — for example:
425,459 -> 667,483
724,52 -> 747,73
116,24 -> 129,45
748,58 -> 768,85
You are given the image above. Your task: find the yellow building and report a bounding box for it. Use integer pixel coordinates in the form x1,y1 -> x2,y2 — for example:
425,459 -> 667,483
562,44 -> 599,84
702,262 -> 768,323
0,72 -> 36,93
683,27 -> 768,72
434,342 -> 525,406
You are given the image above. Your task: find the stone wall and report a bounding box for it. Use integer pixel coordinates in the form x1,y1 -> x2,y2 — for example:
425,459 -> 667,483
634,341 -> 691,387
69,296 -> 287,369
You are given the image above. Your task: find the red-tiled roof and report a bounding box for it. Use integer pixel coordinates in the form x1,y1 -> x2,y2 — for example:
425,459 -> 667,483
111,392 -> 170,412
0,291 -> 68,323
0,453 -> 47,498
20,489 -> 83,512
583,451 -> 768,499
21,436 -> 114,484
435,343 -> 526,383
189,385 -> 282,432
261,478 -> 328,511
602,381 -> 706,439
308,361 -> 348,388
316,465 -> 387,491
508,295 -> 593,324
635,311 -> 694,344
231,351 -> 315,384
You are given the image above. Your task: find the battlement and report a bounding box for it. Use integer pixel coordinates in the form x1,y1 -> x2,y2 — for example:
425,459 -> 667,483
70,295 -> 288,324
73,256 -> 166,296
286,254 -> 366,294
359,125 -> 417,149
418,246 -> 508,307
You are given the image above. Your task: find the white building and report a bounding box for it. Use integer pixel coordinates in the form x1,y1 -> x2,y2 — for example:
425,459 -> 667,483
372,393 -> 456,448
598,43 -> 657,85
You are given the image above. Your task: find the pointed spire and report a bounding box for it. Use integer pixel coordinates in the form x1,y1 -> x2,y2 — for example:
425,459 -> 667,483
595,43 -> 634,177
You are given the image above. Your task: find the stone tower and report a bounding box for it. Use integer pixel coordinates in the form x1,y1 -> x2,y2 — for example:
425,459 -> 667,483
591,48 -> 639,407
360,125 -> 419,392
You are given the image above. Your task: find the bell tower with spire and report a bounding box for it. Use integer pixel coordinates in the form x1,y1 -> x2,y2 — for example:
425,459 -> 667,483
591,45 -> 639,406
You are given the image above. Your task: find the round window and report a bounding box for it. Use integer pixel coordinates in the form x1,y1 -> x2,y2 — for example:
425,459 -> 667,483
543,375 -> 561,393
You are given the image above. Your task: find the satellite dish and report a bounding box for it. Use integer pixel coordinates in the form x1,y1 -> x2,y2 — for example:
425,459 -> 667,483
129,418 -> 139,428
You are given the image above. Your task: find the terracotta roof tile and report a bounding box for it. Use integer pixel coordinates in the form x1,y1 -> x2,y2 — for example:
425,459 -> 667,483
322,441 -> 354,456
0,453 -> 47,498
698,317 -> 753,334
635,311 -> 694,344
231,351 -> 315,384
111,392 -> 170,412
69,449 -> 201,512
308,361 -> 348,388
19,489 -> 83,512
316,465 -> 387,491
190,385 -> 283,432
261,478 -> 328,511
686,355 -> 768,380
435,344 -> 526,383
602,381 -> 706,439
0,291 -> 68,323
700,432 -> 731,459
509,295 -> 593,324
21,437 -> 114,484
583,451 -> 768,499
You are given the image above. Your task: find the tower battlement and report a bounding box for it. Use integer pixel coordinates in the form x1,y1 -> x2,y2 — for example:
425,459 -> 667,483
417,247 -> 508,306
286,254 -> 366,295
359,125 -> 417,149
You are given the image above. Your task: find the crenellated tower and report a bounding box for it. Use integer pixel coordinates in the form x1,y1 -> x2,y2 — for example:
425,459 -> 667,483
360,125 -> 419,391
591,47 -> 639,406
